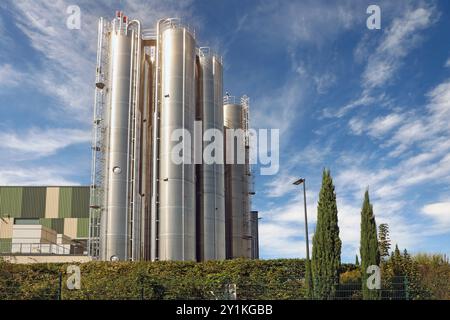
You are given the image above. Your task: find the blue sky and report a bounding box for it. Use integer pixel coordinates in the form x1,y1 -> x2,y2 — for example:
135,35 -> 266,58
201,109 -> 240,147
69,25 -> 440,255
0,0 -> 449,262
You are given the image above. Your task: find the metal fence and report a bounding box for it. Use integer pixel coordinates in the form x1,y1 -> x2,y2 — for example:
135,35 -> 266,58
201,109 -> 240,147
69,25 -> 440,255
0,272 -> 412,300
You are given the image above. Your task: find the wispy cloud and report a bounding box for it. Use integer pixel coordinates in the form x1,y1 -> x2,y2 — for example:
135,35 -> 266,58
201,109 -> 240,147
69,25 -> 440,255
0,127 -> 91,160
8,0 -> 194,123
329,4 -> 437,119
422,202 -> 450,228
0,64 -> 24,88
363,6 -> 437,89
0,165 -> 79,186
349,113 -> 404,137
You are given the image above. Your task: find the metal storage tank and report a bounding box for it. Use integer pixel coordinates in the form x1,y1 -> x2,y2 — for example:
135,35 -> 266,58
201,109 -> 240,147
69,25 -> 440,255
198,49 -> 225,260
100,14 -> 134,261
158,20 -> 197,261
250,210 -> 259,259
223,98 -> 249,258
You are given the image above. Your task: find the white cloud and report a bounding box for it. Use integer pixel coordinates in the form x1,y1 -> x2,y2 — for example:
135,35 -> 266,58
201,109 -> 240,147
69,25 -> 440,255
363,6 -> 436,89
329,4 -> 437,119
0,128 -> 90,159
251,77 -> 305,136
9,0 -> 194,123
263,172 -> 298,198
314,73 -> 336,94
0,64 -> 24,87
386,80 -> 450,156
348,117 -> 365,135
422,202 -> 450,227
323,92 -> 376,119
249,0 -> 363,47
369,113 -> 404,137
0,166 -> 79,186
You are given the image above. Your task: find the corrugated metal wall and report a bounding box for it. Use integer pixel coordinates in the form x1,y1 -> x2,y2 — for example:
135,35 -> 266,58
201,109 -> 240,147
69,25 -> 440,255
77,218 -> 89,238
22,187 -> 46,218
58,187 -> 73,218
0,187 -> 90,244
64,218 -> 78,239
0,187 -> 23,217
71,187 -> 90,218
45,187 -> 60,218
51,218 -> 65,234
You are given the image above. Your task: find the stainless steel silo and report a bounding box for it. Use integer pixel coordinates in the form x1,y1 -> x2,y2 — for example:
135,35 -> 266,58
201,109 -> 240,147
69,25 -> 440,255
158,20 -> 197,261
224,99 -> 247,258
100,15 -> 134,261
198,49 -> 225,260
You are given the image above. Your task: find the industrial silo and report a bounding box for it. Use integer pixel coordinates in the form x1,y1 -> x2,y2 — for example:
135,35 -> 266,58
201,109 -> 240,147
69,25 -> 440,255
157,19 -> 197,261
99,12 -> 142,261
197,48 -> 225,260
223,96 -> 250,259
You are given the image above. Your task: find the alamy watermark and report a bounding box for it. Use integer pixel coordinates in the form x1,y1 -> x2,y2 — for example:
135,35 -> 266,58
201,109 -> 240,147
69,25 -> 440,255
367,5 -> 381,30
66,5 -> 81,30
66,265 -> 81,290
168,121 -> 279,176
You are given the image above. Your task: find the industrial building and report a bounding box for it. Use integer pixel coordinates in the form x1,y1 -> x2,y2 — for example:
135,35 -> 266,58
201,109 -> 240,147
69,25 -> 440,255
0,187 -> 90,256
0,12 -> 258,263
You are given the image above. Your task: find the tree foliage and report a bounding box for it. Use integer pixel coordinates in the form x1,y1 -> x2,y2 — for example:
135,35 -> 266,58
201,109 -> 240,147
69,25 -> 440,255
378,223 -> 391,260
311,169 -> 342,299
360,190 -> 380,299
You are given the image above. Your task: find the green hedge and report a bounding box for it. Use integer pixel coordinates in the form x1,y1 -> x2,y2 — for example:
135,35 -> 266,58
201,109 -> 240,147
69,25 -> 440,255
0,259 -> 308,300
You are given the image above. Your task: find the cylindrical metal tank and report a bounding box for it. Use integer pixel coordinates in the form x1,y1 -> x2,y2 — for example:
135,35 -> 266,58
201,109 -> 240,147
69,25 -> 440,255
158,21 -> 197,261
250,211 -> 259,259
101,24 -> 133,261
198,50 -> 225,260
224,100 -> 247,258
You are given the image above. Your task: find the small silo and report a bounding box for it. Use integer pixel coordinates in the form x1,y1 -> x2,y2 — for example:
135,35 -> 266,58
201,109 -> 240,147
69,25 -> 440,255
223,96 -> 250,259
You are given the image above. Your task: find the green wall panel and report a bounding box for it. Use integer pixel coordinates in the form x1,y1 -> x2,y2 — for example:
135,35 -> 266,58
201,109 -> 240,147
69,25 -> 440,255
0,238 -> 12,253
21,187 -> 46,218
58,188 -> 72,218
71,187 -> 90,218
39,218 -> 52,229
51,218 -> 64,234
77,218 -> 89,238
0,187 -> 23,218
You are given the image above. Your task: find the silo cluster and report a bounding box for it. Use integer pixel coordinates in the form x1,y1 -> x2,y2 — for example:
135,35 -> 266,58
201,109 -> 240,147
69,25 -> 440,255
88,12 -> 258,262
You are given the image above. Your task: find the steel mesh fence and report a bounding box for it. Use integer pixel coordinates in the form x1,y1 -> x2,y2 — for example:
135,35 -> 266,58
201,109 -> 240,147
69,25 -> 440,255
0,272 -> 414,300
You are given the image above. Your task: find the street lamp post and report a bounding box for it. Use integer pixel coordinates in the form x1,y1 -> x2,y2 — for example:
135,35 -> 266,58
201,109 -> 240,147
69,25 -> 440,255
293,178 -> 313,297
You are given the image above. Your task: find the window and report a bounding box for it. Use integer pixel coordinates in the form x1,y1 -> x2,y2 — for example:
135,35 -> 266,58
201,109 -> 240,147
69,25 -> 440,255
14,218 -> 40,225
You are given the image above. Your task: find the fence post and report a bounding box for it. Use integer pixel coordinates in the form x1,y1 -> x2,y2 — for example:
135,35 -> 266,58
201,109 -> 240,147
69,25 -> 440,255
57,272 -> 63,300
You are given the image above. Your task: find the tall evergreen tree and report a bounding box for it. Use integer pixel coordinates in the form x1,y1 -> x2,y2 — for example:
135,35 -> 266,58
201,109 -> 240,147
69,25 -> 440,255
360,190 -> 380,300
355,255 -> 360,266
311,169 -> 342,299
378,223 -> 391,260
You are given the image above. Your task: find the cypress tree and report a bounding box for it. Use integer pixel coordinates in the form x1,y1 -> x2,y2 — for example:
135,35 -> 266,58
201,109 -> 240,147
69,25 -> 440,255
311,169 -> 342,299
360,190 -> 380,300
355,255 -> 360,266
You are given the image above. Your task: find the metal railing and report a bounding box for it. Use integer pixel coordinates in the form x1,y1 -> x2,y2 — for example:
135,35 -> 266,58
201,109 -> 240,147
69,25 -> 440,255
7,243 -> 72,255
